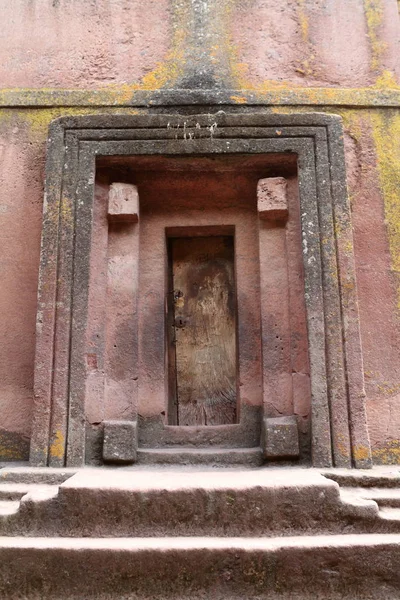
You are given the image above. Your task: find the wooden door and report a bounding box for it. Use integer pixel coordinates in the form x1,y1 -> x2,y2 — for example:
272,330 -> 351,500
168,236 -> 237,426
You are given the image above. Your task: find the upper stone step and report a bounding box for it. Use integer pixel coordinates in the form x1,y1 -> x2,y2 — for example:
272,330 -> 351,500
0,467 -> 75,485
0,484 -> 57,501
323,468 -> 400,489
342,487 -> 400,508
378,507 -> 400,522
0,468 -> 388,537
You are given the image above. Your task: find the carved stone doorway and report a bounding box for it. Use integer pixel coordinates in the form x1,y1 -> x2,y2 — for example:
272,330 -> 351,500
30,112 -> 372,469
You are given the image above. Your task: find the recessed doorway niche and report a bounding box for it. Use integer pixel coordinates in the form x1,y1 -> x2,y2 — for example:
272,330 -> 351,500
90,152 -> 303,463
92,154 -> 302,455
30,113 -> 372,470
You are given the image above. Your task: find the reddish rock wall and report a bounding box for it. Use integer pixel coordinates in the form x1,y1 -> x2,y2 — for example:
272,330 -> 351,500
0,0 -> 399,463
0,0 -> 171,89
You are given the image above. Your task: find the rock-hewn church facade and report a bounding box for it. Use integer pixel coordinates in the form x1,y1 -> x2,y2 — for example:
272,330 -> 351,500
0,1 -> 400,598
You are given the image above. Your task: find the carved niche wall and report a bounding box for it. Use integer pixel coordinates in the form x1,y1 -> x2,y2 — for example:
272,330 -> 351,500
30,112 -> 372,469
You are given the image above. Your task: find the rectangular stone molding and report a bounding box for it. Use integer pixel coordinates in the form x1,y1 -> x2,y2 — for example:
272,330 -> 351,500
29,112 -> 372,469
262,416 -> 300,459
257,177 -> 288,221
108,183 -> 139,223
103,420 -> 137,464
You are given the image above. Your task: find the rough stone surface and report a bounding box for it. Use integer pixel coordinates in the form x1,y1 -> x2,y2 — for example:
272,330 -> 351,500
0,429 -> 29,463
2,534 -> 400,600
0,535 -> 399,600
230,0 -> 400,88
102,421 -> 137,464
108,183 -> 139,223
1,467 -> 400,538
0,0 -> 171,89
0,0 -> 399,467
0,3 -> 399,594
0,466 -> 400,597
263,416 -> 300,458
257,177 -> 288,220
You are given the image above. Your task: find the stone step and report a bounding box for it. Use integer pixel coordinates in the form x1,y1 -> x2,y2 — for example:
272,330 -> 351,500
137,447 -> 263,466
0,483 -> 57,501
0,467 -> 76,485
0,468 -> 388,537
337,489 -> 379,518
0,534 -> 400,599
378,507 -> 400,522
323,468 -> 400,489
0,501 -> 20,517
344,487 -> 400,508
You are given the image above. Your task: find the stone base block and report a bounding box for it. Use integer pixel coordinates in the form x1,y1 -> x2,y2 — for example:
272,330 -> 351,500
262,416 -> 300,459
102,421 -> 137,464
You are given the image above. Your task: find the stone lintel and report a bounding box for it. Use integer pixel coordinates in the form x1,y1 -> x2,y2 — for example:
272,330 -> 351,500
257,177 -> 288,221
262,416 -> 300,459
108,183 -> 139,223
102,420 -> 137,464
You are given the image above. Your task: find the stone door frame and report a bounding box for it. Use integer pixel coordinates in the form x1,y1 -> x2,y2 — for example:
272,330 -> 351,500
30,111 -> 372,469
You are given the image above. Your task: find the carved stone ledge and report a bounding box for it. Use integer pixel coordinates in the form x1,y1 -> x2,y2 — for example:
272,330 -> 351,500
257,177 -> 288,221
108,183 -> 139,223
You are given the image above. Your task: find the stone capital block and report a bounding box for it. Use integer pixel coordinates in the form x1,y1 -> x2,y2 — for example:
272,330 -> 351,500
257,177 -> 288,221
108,183 -> 139,223
262,416 -> 299,459
102,420 -> 137,464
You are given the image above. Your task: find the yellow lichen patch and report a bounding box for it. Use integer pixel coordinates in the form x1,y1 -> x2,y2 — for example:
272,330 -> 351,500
297,0 -> 309,43
370,111 -> 400,310
374,70 -> 400,89
60,197 -> 73,226
2,87 -> 400,109
49,429 -> 65,459
0,430 -> 29,461
294,1 -> 319,80
343,240 -> 354,254
130,0 -> 188,92
339,109 -> 364,143
376,382 -> 400,395
230,95 -> 247,104
217,0 -> 266,92
335,433 -> 351,461
11,107 -> 140,142
0,446 -> 24,460
353,445 -> 371,462
0,109 -> 16,130
21,108 -> 64,138
372,440 -> 400,464
364,0 -> 387,74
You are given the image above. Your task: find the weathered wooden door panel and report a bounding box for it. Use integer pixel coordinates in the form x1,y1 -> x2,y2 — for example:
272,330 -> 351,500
168,236 -> 237,426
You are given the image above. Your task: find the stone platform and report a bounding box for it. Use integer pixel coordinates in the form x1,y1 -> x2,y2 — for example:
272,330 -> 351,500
0,465 -> 400,599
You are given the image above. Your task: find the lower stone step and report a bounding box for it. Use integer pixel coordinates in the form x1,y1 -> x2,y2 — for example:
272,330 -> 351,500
1,534 -> 400,599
